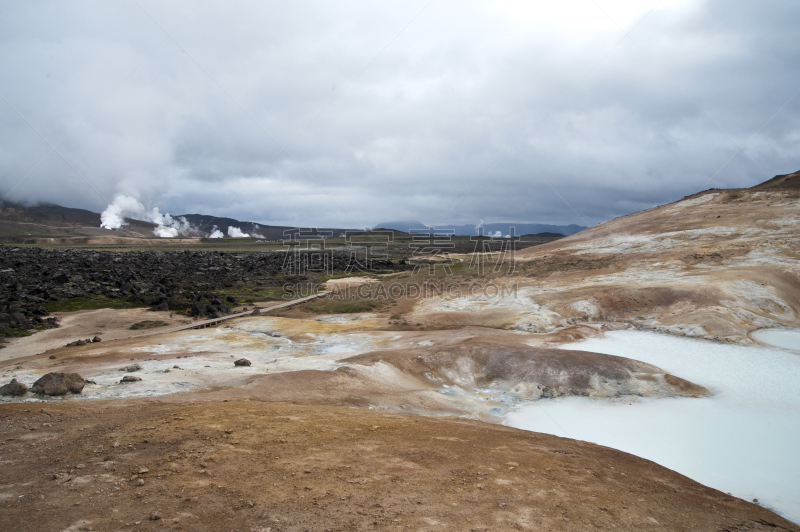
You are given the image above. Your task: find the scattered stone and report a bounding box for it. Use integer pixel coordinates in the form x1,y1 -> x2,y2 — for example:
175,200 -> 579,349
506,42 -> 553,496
120,376 -> 142,383
130,320 -> 169,330
251,309 -> 261,316
149,511 -> 161,521
92,336 -> 101,342
234,358 -> 251,367
83,379 -> 97,385
139,467 -> 149,474
136,478 -> 145,486
173,365 -> 182,370
119,364 -> 142,372
31,373 -> 85,395
48,355 -> 56,359
94,445 -> 103,453
66,339 -> 92,347
0,378 -> 28,396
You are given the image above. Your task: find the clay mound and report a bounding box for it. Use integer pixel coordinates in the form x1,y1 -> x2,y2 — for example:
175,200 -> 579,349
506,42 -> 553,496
345,340 -> 709,400
750,169 -> 800,190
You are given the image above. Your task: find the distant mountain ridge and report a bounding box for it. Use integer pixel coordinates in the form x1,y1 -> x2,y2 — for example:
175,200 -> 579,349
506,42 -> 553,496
0,200 -> 157,230
374,220 -> 587,236
177,214 -> 354,239
0,200 -> 355,239
0,201 -> 589,239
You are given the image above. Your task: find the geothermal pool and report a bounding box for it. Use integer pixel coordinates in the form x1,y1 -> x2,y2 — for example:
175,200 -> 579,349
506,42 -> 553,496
753,328 -> 800,351
505,331 -> 800,523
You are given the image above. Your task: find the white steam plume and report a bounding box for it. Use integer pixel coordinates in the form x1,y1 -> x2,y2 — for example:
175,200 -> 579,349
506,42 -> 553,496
99,194 -> 201,238
147,207 -> 200,238
209,226 -> 224,238
227,226 -> 250,238
154,225 -> 179,238
100,194 -> 145,229
474,219 -> 484,235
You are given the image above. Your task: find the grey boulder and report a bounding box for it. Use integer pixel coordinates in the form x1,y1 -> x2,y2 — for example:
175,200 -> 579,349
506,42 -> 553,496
31,373 -> 85,396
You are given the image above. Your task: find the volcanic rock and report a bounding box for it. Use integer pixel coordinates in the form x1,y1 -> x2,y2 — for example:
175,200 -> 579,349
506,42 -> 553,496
0,378 -> 28,396
234,358 -> 252,367
0,246 -> 405,337
31,373 -> 85,395
66,339 -> 90,347
120,376 -> 142,383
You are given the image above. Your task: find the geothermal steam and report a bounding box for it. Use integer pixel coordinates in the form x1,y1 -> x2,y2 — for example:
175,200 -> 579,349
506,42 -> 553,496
99,194 -> 145,230
208,225 -> 251,238
227,226 -> 249,238
100,194 -> 199,238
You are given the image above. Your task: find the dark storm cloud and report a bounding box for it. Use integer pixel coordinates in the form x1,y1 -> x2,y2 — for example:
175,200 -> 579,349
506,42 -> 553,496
1,0 -> 798,229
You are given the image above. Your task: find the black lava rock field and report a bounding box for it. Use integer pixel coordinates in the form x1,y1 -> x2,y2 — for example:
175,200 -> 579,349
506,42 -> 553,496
0,246 -> 401,343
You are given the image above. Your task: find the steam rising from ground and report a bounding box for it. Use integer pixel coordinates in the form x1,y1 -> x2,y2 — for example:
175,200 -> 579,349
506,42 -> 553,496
99,194 -> 200,238
224,225 -> 263,238
99,194 -> 144,230
209,226 -> 224,238
227,226 -> 249,238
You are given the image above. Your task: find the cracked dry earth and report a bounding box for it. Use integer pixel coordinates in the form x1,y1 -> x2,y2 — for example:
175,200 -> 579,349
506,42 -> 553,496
1,399 -> 797,532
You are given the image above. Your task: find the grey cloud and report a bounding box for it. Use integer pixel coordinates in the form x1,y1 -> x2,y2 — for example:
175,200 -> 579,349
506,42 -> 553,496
1,0 -> 799,229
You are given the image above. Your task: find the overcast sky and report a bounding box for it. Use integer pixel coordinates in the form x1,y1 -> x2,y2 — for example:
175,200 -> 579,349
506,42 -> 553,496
1,0 -> 798,229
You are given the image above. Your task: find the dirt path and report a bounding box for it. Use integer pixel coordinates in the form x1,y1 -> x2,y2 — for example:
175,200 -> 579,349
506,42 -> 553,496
128,292 -> 325,339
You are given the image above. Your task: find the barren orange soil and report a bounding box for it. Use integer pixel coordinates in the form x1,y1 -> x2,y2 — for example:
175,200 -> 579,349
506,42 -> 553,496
1,399 -> 797,532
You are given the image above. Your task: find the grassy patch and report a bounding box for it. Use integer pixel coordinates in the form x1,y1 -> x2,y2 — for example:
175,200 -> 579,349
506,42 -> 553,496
46,295 -> 147,313
317,271 -> 378,283
297,297 -> 381,314
217,284 -> 287,304
130,320 -> 169,330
